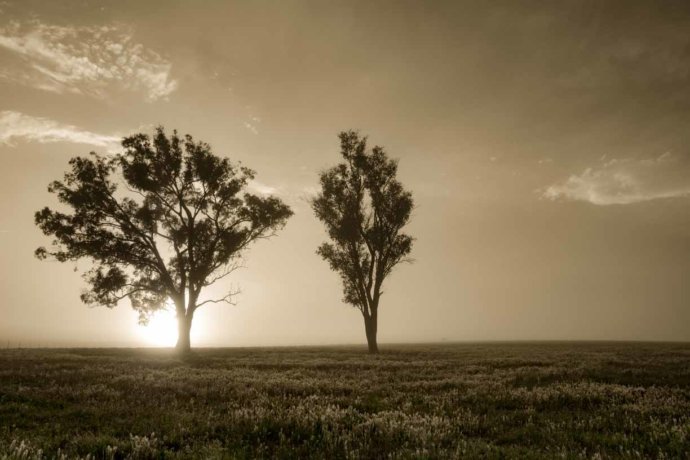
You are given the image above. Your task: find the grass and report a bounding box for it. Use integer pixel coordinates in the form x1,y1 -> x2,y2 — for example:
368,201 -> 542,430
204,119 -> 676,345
0,342 -> 689,459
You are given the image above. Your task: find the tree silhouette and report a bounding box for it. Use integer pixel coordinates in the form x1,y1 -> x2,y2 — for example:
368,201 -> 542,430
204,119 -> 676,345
312,131 -> 414,353
35,127 -> 292,353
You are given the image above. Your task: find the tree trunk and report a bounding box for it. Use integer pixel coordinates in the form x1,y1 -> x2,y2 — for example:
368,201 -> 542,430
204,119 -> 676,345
176,313 -> 193,354
364,312 -> 379,354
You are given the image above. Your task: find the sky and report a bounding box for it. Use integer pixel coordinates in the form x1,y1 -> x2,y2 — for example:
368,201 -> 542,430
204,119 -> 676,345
1,0 -> 689,347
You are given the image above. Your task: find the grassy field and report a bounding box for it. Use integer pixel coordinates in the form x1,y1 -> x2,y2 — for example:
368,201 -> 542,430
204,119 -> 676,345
1,343 -> 689,459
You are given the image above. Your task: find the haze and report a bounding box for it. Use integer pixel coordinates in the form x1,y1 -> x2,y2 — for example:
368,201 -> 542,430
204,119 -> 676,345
1,0 -> 689,347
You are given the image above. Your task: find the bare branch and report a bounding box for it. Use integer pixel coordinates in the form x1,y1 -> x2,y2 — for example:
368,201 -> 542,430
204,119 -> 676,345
195,288 -> 241,309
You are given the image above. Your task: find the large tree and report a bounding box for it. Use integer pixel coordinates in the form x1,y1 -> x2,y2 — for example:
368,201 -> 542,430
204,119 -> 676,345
35,127 -> 292,353
312,131 -> 414,354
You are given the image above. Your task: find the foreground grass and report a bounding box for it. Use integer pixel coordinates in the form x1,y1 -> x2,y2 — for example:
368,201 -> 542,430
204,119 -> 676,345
0,343 -> 689,459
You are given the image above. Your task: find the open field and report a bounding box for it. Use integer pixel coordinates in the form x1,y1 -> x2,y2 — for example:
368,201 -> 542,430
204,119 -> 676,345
1,343 -> 689,459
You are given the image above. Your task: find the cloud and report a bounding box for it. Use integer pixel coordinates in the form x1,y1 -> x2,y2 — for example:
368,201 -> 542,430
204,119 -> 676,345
243,122 -> 259,135
0,111 -> 120,151
301,185 -> 320,198
543,153 -> 690,205
0,21 -> 177,101
248,180 -> 279,195
243,116 -> 261,135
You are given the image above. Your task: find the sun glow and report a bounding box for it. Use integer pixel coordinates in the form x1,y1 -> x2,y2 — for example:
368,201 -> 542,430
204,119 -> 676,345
137,307 -> 179,347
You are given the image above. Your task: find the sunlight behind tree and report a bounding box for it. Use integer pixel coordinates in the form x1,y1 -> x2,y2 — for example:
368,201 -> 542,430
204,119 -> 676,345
137,307 -> 178,347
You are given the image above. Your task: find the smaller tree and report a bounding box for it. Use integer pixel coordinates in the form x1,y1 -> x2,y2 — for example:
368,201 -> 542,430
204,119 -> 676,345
312,131 -> 414,354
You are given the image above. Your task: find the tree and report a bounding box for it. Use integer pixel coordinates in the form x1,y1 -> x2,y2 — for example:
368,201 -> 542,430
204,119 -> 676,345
312,131 -> 414,354
35,127 -> 292,353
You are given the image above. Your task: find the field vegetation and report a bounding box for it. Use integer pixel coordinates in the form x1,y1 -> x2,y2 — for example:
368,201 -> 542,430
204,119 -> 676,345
1,343 -> 689,459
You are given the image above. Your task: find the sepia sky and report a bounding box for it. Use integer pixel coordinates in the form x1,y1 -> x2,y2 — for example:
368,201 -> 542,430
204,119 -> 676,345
1,0 -> 690,347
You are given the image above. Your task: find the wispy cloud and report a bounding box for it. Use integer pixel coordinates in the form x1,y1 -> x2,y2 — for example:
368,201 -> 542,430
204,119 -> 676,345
243,115 -> 261,135
0,21 -> 177,101
543,153 -> 690,205
248,180 -> 279,195
0,111 -> 120,151
301,185 -> 320,198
